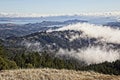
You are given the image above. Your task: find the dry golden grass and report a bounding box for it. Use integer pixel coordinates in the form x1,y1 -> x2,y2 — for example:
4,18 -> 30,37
0,68 -> 120,80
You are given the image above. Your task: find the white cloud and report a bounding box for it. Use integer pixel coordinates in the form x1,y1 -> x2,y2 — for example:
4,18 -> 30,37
22,41 -> 42,52
56,46 -> 120,65
50,23 -> 120,44
1,11 -> 120,17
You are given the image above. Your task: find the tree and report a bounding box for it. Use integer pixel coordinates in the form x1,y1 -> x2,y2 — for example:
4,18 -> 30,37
0,57 -> 8,70
13,54 -> 25,68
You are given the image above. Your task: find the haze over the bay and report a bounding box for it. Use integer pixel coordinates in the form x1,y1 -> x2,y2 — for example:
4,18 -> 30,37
0,11 -> 120,17
0,0 -> 120,17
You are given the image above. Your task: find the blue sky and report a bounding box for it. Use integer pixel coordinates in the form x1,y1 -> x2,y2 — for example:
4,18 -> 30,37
0,0 -> 120,15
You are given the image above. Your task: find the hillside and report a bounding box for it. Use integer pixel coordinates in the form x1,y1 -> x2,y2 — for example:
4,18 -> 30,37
0,22 -> 120,75
0,68 -> 120,80
0,19 -> 86,39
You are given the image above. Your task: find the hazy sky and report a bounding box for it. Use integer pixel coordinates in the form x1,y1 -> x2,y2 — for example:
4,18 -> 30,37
0,0 -> 120,15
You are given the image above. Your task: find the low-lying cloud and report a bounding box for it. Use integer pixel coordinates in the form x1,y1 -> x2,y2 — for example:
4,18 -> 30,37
22,41 -> 42,52
22,23 -> 120,65
48,23 -> 120,44
56,46 -> 120,65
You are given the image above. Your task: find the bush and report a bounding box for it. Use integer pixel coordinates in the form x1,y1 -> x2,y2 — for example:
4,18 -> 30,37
0,57 -> 8,70
5,59 -> 18,69
25,63 -> 34,68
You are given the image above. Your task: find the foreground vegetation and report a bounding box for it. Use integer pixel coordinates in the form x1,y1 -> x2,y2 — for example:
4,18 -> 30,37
0,68 -> 120,80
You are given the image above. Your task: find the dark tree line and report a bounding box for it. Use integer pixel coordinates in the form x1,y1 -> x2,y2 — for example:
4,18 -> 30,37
0,41 -> 120,75
81,60 -> 120,75
0,41 -> 18,70
12,52 -> 76,69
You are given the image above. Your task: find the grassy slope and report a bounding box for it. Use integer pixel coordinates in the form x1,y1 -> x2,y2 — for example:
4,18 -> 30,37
0,68 -> 120,80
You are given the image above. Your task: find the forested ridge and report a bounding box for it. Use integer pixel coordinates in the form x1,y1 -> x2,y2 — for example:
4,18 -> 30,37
0,39 -> 120,75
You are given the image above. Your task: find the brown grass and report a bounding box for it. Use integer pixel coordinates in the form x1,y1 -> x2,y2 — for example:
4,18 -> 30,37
0,68 -> 120,80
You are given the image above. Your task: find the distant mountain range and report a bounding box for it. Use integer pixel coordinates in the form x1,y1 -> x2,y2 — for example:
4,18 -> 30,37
104,22 -> 120,28
0,16 -> 120,65
0,19 -> 87,39
2,22 -> 120,65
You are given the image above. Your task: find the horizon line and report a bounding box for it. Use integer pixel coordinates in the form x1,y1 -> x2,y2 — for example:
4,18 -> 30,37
0,11 -> 120,17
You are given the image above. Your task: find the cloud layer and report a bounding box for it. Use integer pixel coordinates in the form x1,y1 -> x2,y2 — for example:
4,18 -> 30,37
56,46 -> 120,65
49,23 -> 120,64
50,23 -> 120,44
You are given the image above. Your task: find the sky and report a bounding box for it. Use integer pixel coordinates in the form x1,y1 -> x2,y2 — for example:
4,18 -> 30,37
0,0 -> 120,15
